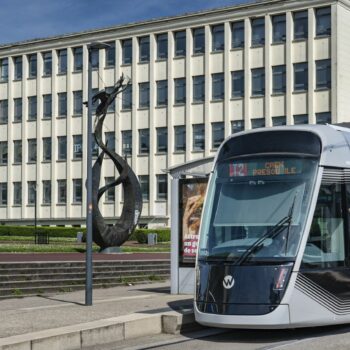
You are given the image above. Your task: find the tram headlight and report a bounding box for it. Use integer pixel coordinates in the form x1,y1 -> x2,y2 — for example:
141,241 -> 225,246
274,266 -> 289,290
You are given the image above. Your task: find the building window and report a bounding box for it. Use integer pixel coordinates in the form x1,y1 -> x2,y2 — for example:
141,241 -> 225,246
157,80 -> 168,106
73,179 -> 82,203
251,68 -> 265,96
272,65 -> 286,94
193,75 -> 205,102
139,175 -> 149,201
122,130 -> 132,156
251,18 -> 265,46
91,88 -> 99,114
193,124 -> 205,151
28,181 -> 36,205
174,78 -> 186,104
105,42 -> 115,67
13,140 -> 22,163
0,100 -> 8,124
57,49 -> 67,74
91,49 -> 99,69
193,27 -> 205,54
91,136 -> 99,158
212,73 -> 224,100
316,112 -> 331,124
212,122 -> 224,149
43,52 -> 52,76
58,92 -> 67,117
157,33 -> 168,60
122,84 -> 132,110
105,86 -> 115,112
0,58 -> 8,82
232,21 -> 244,48
14,98 -> 22,122
14,56 -> 22,80
272,116 -> 286,126
104,132 -> 115,153
122,39 -> 132,64
294,11 -> 308,40
105,177 -> 115,202
212,24 -> 224,52
139,82 -> 150,108
175,31 -> 186,57
0,183 -> 7,205
28,139 -> 37,162
42,180 -> 51,204
28,54 -> 37,78
174,125 -> 186,152
58,136 -> 67,160
57,180 -> 67,204
294,62 -> 308,91
13,182 -> 22,205
42,137 -> 52,162
316,59 -> 331,89
294,114 -> 308,125
272,14 -> 286,43
42,94 -> 52,119
157,174 -> 167,200
157,127 -> 168,153
139,36 -> 150,62
231,120 -> 245,133
316,7 -> 331,37
251,118 -> 265,129
73,47 -> 83,71
28,96 -> 37,120
139,129 -> 149,154
232,70 -> 244,98
73,90 -> 82,115
73,135 -> 82,159
0,142 -> 7,165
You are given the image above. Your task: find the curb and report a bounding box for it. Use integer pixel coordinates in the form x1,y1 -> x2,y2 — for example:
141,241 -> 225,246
0,310 -> 196,350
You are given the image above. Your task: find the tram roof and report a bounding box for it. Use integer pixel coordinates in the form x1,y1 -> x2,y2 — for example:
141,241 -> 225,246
216,124 -> 350,169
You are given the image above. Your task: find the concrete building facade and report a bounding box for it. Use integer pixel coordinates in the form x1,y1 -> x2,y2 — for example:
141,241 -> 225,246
0,0 -> 348,227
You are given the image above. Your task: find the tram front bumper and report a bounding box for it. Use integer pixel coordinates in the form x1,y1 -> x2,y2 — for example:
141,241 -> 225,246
194,303 -> 291,329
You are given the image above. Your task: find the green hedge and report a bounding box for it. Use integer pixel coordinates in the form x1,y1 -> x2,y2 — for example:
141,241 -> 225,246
0,225 -> 171,243
0,225 -> 85,238
130,229 -> 171,243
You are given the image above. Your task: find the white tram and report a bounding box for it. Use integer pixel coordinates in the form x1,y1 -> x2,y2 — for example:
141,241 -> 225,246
195,124 -> 350,328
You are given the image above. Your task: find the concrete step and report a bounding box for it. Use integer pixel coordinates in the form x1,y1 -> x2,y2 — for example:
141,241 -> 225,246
0,264 -> 170,275
0,260 -> 170,270
0,275 -> 170,298
0,268 -> 170,282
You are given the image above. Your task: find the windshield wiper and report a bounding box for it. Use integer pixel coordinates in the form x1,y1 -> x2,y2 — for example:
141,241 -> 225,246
234,195 -> 297,266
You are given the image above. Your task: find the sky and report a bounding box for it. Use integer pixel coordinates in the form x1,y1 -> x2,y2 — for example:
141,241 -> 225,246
0,0 -> 252,45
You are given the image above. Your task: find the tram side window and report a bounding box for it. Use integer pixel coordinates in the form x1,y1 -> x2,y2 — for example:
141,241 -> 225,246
302,183 -> 346,267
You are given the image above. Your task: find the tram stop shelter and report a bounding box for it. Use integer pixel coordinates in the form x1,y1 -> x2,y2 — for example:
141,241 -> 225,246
166,156 -> 214,295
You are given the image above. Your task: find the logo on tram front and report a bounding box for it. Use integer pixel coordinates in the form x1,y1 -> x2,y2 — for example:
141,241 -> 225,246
223,275 -> 235,289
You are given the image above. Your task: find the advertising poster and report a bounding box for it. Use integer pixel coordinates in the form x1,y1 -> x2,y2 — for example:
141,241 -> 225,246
179,178 -> 208,266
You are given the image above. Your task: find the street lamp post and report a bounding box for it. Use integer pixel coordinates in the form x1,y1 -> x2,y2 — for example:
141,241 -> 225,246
85,42 -> 110,306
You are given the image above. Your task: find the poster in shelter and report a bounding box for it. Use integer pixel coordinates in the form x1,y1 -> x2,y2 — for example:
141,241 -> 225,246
179,178 -> 208,266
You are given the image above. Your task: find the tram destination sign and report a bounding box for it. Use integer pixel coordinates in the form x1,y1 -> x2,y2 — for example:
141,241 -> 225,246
229,159 -> 303,177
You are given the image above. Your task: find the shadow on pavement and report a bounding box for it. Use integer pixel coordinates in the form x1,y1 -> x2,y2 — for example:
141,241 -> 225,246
36,295 -> 85,306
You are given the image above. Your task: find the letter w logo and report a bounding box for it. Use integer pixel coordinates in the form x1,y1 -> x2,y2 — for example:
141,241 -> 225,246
223,275 -> 235,289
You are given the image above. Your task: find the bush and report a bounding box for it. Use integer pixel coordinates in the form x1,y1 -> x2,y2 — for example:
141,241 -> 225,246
0,225 -> 171,243
0,225 -> 86,238
131,228 -> 170,243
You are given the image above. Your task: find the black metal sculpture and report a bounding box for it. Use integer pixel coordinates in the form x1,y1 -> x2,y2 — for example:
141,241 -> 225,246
90,75 -> 142,251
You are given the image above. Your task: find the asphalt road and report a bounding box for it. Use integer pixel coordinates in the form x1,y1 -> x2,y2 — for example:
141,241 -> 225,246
110,324 -> 350,350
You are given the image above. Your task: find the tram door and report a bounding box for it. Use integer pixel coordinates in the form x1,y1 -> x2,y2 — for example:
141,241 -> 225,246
300,171 -> 350,300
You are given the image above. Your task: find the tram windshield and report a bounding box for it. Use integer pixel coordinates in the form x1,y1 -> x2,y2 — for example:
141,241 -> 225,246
198,157 -> 318,262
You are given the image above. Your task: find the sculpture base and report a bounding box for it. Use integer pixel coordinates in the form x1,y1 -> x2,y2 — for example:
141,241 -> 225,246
99,246 -> 122,254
